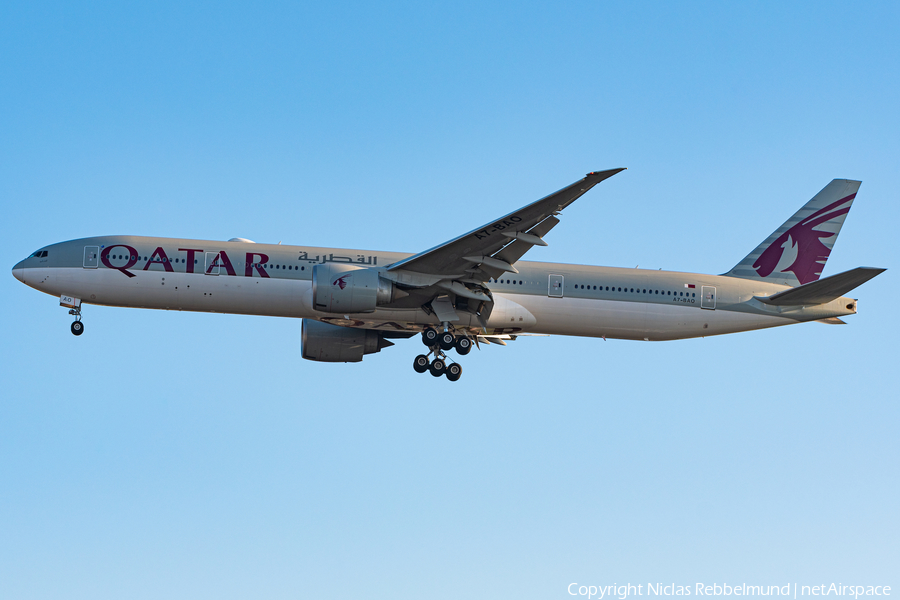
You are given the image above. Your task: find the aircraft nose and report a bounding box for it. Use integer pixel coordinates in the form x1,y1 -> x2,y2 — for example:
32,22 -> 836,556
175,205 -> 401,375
12,260 -> 26,283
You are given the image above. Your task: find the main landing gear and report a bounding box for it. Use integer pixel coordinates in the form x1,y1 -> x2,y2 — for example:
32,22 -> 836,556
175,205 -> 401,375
413,326 -> 471,381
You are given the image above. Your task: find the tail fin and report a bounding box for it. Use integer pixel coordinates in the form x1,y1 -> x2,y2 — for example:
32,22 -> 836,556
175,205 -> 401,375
724,179 -> 860,287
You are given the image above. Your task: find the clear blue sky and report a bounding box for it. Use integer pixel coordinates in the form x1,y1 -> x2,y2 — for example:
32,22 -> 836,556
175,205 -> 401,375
1,2 -> 897,599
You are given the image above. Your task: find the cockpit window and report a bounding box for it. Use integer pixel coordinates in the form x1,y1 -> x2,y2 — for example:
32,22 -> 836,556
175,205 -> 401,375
28,250 -> 48,258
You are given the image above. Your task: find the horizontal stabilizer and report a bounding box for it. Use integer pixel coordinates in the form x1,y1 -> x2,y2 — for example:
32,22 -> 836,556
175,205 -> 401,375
756,267 -> 885,306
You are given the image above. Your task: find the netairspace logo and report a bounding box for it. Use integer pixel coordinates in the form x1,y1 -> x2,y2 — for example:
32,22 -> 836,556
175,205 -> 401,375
566,584 -> 892,600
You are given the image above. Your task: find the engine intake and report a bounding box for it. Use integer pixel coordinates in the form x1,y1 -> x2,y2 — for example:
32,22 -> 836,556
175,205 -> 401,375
301,319 -> 393,363
312,263 -> 404,313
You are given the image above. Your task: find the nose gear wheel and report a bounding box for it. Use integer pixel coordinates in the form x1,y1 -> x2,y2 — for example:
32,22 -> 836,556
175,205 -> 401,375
68,306 -> 84,336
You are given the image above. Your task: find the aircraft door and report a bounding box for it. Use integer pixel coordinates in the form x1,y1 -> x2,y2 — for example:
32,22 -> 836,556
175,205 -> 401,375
701,286 -> 716,310
548,274 -> 564,297
83,246 -> 99,268
205,252 -> 220,275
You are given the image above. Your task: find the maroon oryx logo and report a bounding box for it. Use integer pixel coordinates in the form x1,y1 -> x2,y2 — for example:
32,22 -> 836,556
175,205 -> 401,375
753,194 -> 854,285
333,275 -> 350,289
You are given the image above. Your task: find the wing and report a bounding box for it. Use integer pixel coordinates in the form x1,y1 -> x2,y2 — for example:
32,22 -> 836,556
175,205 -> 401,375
386,168 -> 625,281
376,168 -> 625,327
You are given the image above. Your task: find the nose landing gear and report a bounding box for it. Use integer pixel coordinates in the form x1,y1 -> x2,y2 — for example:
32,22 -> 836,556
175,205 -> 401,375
68,305 -> 84,336
414,327 -> 470,381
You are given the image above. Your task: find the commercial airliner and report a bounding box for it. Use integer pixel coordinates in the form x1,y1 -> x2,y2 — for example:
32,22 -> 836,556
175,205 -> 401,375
12,169 -> 885,381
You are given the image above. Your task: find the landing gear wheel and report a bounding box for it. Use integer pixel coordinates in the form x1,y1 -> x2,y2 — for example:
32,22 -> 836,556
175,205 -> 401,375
422,327 -> 439,347
454,337 -> 472,355
446,363 -> 462,381
413,354 -> 430,374
429,358 -> 446,377
438,331 -> 455,351
71,321 -> 84,336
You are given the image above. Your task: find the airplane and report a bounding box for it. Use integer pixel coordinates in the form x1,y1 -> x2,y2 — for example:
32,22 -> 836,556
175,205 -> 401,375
11,169 -> 885,381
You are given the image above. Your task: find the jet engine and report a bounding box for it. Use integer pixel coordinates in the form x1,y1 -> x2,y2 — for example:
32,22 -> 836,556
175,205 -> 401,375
311,263 -> 405,313
301,319 -> 394,363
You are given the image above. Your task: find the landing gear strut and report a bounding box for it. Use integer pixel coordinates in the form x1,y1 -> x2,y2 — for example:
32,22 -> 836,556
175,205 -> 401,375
412,327 -> 471,381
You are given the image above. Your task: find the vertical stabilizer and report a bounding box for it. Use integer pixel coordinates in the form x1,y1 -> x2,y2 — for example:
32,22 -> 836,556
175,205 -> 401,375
724,179 -> 860,287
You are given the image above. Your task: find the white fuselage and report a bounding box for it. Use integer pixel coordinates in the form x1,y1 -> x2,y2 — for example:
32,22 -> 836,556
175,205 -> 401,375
13,235 -> 859,341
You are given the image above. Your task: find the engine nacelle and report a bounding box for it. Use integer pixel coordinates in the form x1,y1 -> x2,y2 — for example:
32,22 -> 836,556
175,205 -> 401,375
311,263 -> 402,313
301,319 -> 392,363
